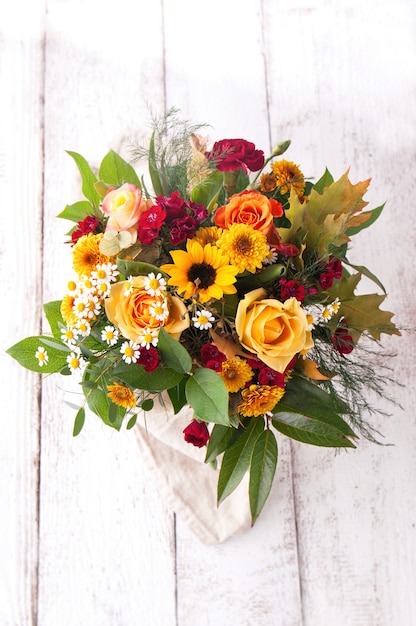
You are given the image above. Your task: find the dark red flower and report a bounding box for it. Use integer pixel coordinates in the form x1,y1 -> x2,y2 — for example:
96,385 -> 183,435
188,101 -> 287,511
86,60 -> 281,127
331,320 -> 354,355
157,191 -> 187,223
183,420 -> 210,448
206,139 -> 264,173
188,201 -> 208,221
327,256 -> 342,280
319,271 -> 335,290
279,278 -> 306,303
136,346 -> 160,372
170,215 -> 200,245
246,355 -> 265,369
200,343 -> 227,371
71,215 -> 99,244
138,205 -> 166,245
258,367 -> 286,387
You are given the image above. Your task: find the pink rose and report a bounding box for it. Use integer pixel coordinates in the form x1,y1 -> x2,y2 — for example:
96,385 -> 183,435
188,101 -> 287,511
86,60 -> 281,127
206,139 -> 264,173
183,420 -> 210,448
102,183 -> 145,232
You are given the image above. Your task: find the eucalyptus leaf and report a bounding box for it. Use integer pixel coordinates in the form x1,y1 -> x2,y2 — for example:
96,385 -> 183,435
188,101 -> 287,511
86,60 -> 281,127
43,300 -> 65,338
73,407 -> 85,437
249,429 -> 278,525
217,417 -> 265,505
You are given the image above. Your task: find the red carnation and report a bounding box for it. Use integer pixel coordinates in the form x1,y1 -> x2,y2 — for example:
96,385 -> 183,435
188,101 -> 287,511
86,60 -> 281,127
136,346 -> 160,372
206,138 -> 264,173
258,367 -> 286,387
331,320 -> 354,355
71,215 -> 99,244
183,420 -> 210,448
157,191 -> 187,223
279,278 -> 306,303
200,343 -> 227,371
138,205 -> 166,245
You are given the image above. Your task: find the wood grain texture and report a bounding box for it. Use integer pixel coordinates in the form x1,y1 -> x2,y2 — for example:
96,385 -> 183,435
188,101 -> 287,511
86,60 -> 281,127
2,0 -> 415,624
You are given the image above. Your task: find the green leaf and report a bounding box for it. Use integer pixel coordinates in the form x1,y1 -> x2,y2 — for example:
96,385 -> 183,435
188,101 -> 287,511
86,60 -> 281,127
98,150 -> 141,188
249,429 -> 278,525
126,414 -> 138,430
116,255 -> 164,278
167,378 -> 187,414
56,201 -> 95,223
148,131 -> 164,196
345,203 -> 384,237
313,168 -> 334,194
272,413 -> 356,448
140,398 -> 154,411
66,151 -> 101,208
185,368 -> 230,425
217,417 -> 265,504
86,387 -> 125,430
274,375 -> 356,437
205,423 -> 243,464
340,257 -> 386,293
112,360 -> 184,391
157,328 -> 192,374
7,336 -> 68,374
73,407 -> 85,436
190,170 -> 223,209
43,300 -> 65,338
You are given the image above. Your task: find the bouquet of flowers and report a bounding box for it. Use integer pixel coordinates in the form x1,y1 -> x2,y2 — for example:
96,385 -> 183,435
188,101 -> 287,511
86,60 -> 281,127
8,110 -> 400,525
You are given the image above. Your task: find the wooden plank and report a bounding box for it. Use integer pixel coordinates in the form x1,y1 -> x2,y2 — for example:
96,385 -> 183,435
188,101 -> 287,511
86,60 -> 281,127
163,1 -> 303,624
36,2 -> 177,624
263,1 -> 416,624
0,2 -> 46,623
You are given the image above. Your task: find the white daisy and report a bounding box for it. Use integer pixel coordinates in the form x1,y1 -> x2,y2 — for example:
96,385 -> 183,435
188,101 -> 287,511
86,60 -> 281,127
66,350 -> 87,374
120,340 -> 141,364
101,325 -> 119,346
192,309 -> 215,330
137,328 -> 159,350
35,346 -> 48,367
124,276 -> 134,297
148,299 -> 169,322
75,319 -> 91,337
263,245 -> 279,266
61,325 -> 78,346
92,262 -> 119,284
144,272 -> 167,297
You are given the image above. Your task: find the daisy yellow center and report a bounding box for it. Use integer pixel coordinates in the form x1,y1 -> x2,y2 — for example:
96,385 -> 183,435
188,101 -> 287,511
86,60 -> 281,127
105,331 -> 114,340
70,357 -> 80,369
198,315 -> 209,325
124,346 -> 134,358
97,269 -> 107,279
67,280 -> 77,292
148,278 -> 161,290
38,352 -> 46,361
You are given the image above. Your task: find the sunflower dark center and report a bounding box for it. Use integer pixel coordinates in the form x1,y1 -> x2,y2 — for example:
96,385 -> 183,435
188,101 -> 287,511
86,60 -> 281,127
188,262 -> 216,289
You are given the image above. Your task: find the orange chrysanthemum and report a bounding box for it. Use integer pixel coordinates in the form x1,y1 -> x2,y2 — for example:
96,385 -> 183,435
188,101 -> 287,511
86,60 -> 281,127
160,239 -> 238,304
217,223 -> 268,273
60,294 -> 78,327
238,384 -> 285,417
72,233 -> 114,277
259,172 -> 278,193
271,159 -> 305,196
107,383 -> 136,409
219,357 -> 254,393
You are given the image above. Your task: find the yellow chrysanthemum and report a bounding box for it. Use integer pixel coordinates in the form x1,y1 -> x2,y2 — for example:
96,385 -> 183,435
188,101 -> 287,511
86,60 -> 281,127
194,226 -> 223,247
107,383 -> 136,409
217,223 -> 268,273
259,172 -> 278,193
72,233 -> 114,277
160,239 -> 238,304
238,384 -> 285,417
219,358 -> 254,393
60,294 -> 78,327
271,159 -> 305,196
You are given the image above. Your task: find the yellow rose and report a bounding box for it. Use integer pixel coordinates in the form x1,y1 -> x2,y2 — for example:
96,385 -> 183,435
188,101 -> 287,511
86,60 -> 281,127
105,278 -> 189,343
235,289 -> 313,373
102,183 -> 145,233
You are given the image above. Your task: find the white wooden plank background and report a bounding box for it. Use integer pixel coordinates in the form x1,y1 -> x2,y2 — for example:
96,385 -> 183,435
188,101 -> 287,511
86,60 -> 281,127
1,0 -> 415,624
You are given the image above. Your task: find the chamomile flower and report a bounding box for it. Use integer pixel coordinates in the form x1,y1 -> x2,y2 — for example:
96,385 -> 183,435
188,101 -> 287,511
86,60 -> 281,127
137,328 -> 159,350
101,325 -> 119,346
321,298 -> 340,323
92,262 -> 119,284
61,325 -> 78,346
35,346 -> 48,367
78,275 -> 95,296
263,245 -> 279,266
120,340 -> 141,364
148,300 -> 169,322
192,309 -> 215,330
66,279 -> 79,296
144,272 -> 167,297
73,295 -> 90,319
123,276 -> 134,297
75,319 -> 91,337
66,350 -> 87,375
85,294 -> 101,319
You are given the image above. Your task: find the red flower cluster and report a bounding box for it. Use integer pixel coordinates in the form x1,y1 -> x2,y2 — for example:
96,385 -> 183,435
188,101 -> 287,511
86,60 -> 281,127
318,256 -> 343,290
279,278 -> 306,302
200,343 -> 226,372
71,215 -> 100,244
137,346 -> 160,372
206,138 -> 264,173
183,420 -> 210,448
331,319 -> 354,355
137,205 -> 166,245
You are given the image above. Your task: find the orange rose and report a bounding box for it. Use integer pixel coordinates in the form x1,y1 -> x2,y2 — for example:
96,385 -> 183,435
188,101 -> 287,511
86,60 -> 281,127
105,278 -> 189,343
235,289 -> 313,373
214,190 -> 283,238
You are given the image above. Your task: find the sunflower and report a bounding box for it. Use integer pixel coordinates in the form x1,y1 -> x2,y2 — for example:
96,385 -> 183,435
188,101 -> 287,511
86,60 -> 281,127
238,384 -> 285,417
72,233 -> 115,277
219,357 -> 254,393
160,239 -> 238,304
271,159 -> 305,196
217,224 -> 269,274
107,383 -> 136,409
